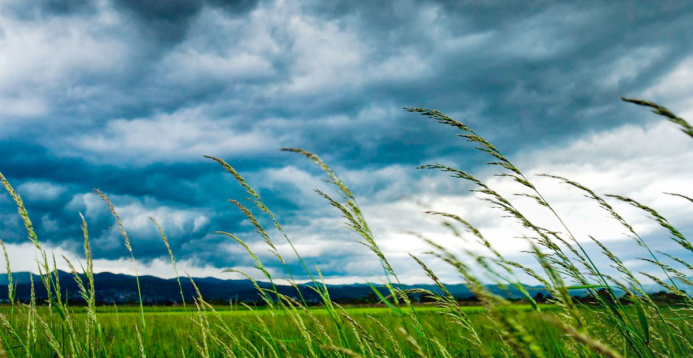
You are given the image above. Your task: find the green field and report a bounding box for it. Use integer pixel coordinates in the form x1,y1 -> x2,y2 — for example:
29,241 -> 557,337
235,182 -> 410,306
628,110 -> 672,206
0,99 -> 692,357
2,304 -> 688,357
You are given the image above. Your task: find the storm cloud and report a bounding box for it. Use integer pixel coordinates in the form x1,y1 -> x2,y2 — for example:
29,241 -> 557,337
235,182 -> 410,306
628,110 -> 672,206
0,0 -> 691,283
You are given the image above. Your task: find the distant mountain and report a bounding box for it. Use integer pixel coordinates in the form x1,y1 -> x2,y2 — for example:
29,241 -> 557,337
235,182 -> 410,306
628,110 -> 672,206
0,271 -> 264,304
0,271 -> 676,305
0,271 -> 48,285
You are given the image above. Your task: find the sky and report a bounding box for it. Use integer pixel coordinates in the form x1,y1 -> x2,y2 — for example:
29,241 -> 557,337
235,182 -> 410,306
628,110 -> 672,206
0,0 -> 692,285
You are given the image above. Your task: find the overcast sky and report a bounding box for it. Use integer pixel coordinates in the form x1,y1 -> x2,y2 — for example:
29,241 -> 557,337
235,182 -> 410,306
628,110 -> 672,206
0,0 -> 692,284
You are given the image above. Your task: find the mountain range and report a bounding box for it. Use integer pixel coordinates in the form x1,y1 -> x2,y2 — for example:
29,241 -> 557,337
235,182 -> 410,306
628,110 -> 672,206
0,271 -> 673,305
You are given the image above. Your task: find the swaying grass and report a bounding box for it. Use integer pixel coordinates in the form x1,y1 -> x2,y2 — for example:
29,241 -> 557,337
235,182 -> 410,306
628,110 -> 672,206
0,97 -> 691,357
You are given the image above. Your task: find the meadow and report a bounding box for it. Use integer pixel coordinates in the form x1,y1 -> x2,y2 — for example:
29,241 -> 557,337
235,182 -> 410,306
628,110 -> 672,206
0,97 -> 691,357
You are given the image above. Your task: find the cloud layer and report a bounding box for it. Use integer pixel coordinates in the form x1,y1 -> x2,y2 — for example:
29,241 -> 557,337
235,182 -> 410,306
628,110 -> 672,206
0,0 -> 691,284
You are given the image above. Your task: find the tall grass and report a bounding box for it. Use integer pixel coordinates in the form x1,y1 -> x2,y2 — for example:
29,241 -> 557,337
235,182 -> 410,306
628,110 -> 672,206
0,97 -> 690,357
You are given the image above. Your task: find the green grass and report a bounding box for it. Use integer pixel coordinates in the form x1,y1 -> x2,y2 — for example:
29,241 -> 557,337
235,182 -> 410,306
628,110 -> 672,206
0,304 -> 669,357
33,304 -> 552,316
0,97 -> 691,357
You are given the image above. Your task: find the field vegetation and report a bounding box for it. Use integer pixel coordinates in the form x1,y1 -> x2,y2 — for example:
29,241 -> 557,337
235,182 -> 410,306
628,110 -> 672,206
0,98 -> 691,357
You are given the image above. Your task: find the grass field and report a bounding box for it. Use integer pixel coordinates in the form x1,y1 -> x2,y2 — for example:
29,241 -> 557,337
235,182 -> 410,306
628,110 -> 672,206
0,98 -> 691,357
0,304 -> 682,357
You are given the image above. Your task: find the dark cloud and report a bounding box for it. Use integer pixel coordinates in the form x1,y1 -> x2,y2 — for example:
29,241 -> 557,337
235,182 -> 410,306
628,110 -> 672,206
111,0 -> 261,45
4,0 -> 95,19
208,0 -> 261,14
112,0 -> 206,44
302,0 -> 693,142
